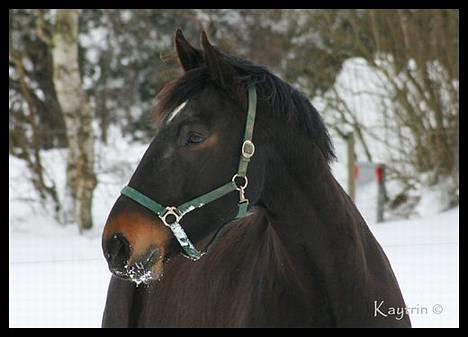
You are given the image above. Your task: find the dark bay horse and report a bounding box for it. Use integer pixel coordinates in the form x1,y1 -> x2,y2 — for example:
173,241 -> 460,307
101,29 -> 411,328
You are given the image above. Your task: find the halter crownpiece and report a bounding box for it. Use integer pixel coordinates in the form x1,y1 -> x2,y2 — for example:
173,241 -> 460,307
120,82 -> 258,261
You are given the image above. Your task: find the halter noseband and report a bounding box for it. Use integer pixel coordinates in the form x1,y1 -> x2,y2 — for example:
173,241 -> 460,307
120,83 -> 257,261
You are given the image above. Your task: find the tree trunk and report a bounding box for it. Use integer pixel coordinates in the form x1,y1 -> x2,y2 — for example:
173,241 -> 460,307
52,9 -> 97,232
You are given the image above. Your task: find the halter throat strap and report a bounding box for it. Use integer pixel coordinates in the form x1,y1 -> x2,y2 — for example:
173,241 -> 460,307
120,83 -> 257,261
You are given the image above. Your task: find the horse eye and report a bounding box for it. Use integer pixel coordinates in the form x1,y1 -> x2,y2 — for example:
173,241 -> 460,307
186,133 -> 206,145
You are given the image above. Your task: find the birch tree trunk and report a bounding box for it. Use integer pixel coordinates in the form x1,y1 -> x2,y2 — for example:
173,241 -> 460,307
52,9 -> 97,231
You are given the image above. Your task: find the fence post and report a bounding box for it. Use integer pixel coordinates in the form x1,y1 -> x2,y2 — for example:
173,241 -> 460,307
345,132 -> 356,200
376,164 -> 386,222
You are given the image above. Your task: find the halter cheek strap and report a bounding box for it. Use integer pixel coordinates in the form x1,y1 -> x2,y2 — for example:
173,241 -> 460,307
120,83 -> 257,261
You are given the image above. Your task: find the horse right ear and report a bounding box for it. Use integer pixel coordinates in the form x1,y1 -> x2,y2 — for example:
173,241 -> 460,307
200,31 -> 237,89
175,29 -> 204,71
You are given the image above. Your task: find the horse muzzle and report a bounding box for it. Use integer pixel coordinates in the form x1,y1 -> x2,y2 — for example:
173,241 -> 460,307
104,234 -> 162,284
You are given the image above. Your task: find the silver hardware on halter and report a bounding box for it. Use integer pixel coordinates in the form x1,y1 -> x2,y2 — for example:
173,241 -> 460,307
232,174 -> 248,190
238,188 -> 248,203
161,207 -> 182,227
242,140 -> 255,159
232,174 -> 249,203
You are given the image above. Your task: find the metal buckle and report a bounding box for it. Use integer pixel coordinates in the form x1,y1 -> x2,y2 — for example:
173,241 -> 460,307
242,140 -> 255,159
161,207 -> 182,227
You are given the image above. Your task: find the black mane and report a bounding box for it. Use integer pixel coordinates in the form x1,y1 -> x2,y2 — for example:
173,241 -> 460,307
154,54 -> 336,162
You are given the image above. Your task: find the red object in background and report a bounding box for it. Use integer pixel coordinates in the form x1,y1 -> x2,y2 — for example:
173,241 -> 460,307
354,165 -> 360,180
375,166 -> 384,184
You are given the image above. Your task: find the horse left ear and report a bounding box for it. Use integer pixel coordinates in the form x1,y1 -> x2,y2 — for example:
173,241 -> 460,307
175,28 -> 204,71
200,31 -> 237,88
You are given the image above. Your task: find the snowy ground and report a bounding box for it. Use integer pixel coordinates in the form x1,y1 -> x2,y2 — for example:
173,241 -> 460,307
9,128 -> 146,328
9,129 -> 458,327
371,207 -> 458,328
10,227 -> 110,327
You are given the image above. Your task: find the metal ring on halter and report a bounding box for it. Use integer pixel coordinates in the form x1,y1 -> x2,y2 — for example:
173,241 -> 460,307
232,174 -> 248,190
161,206 -> 182,227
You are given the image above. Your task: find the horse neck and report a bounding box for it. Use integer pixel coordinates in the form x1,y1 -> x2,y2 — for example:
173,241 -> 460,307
259,127 -> 365,258
256,127 -> 411,326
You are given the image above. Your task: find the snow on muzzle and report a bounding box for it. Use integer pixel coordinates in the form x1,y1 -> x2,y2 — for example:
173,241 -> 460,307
102,210 -> 173,284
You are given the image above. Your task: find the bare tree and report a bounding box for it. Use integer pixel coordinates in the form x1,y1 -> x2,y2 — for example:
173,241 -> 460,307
52,9 -> 97,231
316,9 -> 458,209
9,10 -> 61,216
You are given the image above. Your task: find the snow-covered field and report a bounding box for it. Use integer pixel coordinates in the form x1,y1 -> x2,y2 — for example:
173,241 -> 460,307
371,207 -> 458,328
9,128 -> 146,328
10,227 -> 110,327
9,128 -> 458,328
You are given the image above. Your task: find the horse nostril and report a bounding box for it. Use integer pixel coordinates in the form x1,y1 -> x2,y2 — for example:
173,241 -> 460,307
105,233 -> 131,268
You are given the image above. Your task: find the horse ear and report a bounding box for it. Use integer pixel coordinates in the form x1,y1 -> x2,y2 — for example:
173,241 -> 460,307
200,31 -> 237,88
175,28 -> 204,71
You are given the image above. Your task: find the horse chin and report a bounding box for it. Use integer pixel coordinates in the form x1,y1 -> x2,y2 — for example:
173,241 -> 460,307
113,249 -> 166,285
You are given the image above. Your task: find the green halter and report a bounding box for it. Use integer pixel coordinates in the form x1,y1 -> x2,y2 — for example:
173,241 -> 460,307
120,83 -> 257,261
